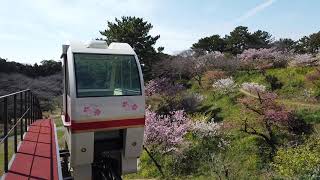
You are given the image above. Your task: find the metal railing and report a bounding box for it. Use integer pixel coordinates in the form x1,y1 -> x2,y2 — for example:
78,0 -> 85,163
0,89 -> 42,173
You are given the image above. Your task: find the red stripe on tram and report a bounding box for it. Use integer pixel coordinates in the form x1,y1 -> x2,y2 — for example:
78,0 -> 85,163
70,117 -> 145,131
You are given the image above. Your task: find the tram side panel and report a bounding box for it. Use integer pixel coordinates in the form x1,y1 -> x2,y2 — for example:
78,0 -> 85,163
70,95 -> 145,173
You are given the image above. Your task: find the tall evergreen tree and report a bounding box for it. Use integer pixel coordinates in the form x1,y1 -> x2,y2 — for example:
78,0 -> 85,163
273,38 -> 296,51
100,16 -> 161,79
192,35 -> 225,52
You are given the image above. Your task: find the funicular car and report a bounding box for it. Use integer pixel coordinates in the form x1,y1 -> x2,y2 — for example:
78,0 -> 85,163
61,40 -> 145,180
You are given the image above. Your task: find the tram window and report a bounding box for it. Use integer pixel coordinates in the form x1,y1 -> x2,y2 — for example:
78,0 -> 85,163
74,53 -> 141,97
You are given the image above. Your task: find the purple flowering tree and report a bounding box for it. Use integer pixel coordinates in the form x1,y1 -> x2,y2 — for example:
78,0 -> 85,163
143,108 -> 191,176
238,48 -> 292,71
238,48 -> 277,61
239,92 -> 292,158
145,78 -> 185,96
144,108 -> 191,152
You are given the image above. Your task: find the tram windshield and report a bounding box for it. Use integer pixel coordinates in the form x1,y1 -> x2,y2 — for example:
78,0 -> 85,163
74,53 -> 142,97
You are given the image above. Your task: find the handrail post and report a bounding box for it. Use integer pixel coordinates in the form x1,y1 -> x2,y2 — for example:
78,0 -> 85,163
31,94 -> 33,124
34,97 -> 36,121
28,92 -> 30,126
20,92 -> 23,140
30,93 -> 33,124
3,97 -> 8,172
33,96 -> 35,122
13,94 -> 17,153
35,98 -> 37,120
28,91 -> 31,126
24,91 -> 27,132
38,99 -> 41,119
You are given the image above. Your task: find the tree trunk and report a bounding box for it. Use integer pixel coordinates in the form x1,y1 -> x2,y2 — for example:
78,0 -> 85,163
143,146 -> 165,177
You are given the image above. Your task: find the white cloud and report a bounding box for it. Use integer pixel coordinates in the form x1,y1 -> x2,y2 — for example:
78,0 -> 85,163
234,0 -> 277,23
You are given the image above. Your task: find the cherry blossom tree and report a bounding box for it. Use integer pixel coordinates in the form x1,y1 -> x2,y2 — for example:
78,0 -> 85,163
238,48 -> 292,71
143,108 -> 191,176
238,48 -> 277,61
290,53 -> 318,67
212,77 -> 237,93
241,82 -> 266,95
192,121 -> 222,138
144,108 -> 191,153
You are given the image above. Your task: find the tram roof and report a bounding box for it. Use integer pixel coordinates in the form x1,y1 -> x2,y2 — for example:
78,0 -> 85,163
61,41 -> 136,58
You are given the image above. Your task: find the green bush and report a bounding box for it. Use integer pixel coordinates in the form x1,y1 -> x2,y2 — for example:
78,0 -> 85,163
273,138 -> 320,178
265,75 -> 283,91
295,109 -> 320,124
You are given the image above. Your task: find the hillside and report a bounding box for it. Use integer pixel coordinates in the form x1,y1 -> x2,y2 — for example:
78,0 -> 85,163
0,73 -> 62,111
128,55 -> 320,179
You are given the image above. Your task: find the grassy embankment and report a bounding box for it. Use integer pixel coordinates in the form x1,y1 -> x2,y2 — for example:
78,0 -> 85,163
127,66 -> 320,179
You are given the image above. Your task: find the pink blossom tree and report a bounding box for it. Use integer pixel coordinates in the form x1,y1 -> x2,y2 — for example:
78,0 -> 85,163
238,92 -> 292,157
145,78 -> 185,96
144,108 -> 191,152
143,108 -> 191,176
238,48 -> 292,71
290,53 -> 318,67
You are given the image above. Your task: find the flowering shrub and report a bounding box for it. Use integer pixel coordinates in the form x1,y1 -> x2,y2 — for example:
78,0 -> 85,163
260,93 -> 291,123
145,78 -> 185,96
212,77 -> 237,93
166,119 -> 228,177
290,53 -> 318,67
238,48 -> 291,69
207,51 -> 225,60
144,108 -> 191,152
238,48 -> 277,61
241,82 -> 266,94
192,121 -> 222,138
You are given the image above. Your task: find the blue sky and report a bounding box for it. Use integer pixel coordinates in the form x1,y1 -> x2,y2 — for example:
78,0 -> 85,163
0,0 -> 320,64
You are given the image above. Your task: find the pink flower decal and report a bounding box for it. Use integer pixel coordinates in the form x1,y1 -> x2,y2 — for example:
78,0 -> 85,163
83,106 -> 90,113
122,101 -> 128,107
122,100 -> 138,111
131,104 -> 138,110
82,105 -> 102,116
94,109 -> 101,116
